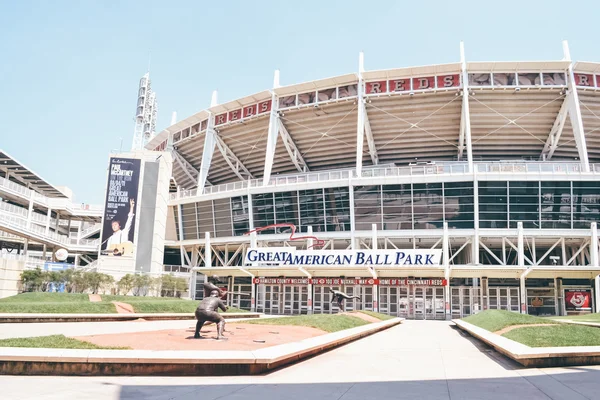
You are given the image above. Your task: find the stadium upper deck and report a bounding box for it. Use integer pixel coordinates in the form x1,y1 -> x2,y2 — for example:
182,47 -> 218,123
148,42 -> 600,197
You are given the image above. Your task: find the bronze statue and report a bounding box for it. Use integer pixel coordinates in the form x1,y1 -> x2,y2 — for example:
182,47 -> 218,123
329,288 -> 361,312
194,282 -> 228,340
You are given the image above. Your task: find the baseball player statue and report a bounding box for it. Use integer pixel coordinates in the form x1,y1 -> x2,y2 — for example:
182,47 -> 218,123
193,282 -> 228,340
329,288 -> 361,312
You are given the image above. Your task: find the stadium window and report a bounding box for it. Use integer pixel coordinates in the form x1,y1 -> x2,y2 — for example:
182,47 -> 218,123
573,181 -> 600,229
478,181 -> 508,228
541,181 -> 571,229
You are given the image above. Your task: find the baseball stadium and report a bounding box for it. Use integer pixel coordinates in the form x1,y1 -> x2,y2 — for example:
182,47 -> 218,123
3,41 -> 600,321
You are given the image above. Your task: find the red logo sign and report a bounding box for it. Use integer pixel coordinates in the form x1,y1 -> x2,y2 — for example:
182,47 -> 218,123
565,290 -> 592,310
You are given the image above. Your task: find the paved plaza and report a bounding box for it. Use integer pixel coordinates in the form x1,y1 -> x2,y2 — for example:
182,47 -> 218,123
2,320 -> 600,399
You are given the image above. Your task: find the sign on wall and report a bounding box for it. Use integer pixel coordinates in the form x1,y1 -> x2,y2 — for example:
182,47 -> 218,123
565,289 -> 592,311
100,157 -> 141,258
245,248 -> 442,267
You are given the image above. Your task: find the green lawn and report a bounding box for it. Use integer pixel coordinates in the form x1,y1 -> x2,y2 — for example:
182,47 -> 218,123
0,303 -> 116,314
551,314 -> 600,323
241,314 -> 370,333
462,309 -> 559,332
356,310 -> 395,321
0,292 -> 90,303
503,325 -> 600,347
0,335 -> 130,350
0,292 -> 249,314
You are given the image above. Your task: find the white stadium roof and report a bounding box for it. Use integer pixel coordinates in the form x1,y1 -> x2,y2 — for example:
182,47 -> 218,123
148,57 -> 600,190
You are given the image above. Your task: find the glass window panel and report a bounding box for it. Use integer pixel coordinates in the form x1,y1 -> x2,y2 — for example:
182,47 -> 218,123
253,193 -> 275,234
213,198 -> 232,237
274,191 -> 299,233
338,84 -> 357,98
541,181 -> 571,229
382,184 -> 412,230
469,73 -> 491,86
542,72 -> 566,86
299,189 -> 325,232
196,202 -> 214,237
509,181 -> 539,228
317,88 -> 337,102
518,72 -> 541,86
297,92 -> 316,105
479,181 -> 507,228
413,183 -> 443,229
444,182 -> 474,228
354,185 -> 382,230
493,73 -> 516,86
231,196 -> 249,236
573,181 -> 600,229
279,95 -> 296,108
324,187 -> 350,232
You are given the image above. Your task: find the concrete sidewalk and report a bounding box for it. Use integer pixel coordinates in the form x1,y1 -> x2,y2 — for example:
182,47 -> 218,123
2,320 -> 600,399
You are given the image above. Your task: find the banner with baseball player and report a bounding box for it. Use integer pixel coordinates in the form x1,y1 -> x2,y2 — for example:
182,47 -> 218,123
100,157 -> 141,257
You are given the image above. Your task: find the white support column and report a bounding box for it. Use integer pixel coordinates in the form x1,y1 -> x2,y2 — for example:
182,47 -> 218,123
247,191 -> 254,230
263,70 -> 281,186
349,184 -> 356,250
459,42 -> 474,171
591,222 -> 600,313
518,222 -> 528,314
179,245 -> 186,269
472,172 -> 480,265
371,223 -> 378,312
250,231 -> 257,312
23,238 -> 28,256
197,91 -> 219,189
307,226 -> 314,249
177,204 -> 184,241
563,41 -> 590,172
443,222 -> 451,319
205,231 -> 212,268
356,52 -> 365,177
26,200 -> 33,229
45,208 -> 52,236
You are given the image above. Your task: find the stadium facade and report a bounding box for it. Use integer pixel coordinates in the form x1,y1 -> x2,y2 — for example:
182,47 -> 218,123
148,41 -> 600,319
3,41 -> 600,320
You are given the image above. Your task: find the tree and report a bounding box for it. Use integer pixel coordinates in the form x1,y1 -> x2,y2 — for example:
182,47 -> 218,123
20,268 -> 44,292
160,274 -> 189,298
117,274 -> 135,295
132,274 -> 152,296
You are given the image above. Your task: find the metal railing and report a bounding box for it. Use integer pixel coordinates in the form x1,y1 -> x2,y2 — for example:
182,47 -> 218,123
0,209 -> 99,249
0,175 -> 102,215
170,162 -> 600,201
79,223 -> 102,238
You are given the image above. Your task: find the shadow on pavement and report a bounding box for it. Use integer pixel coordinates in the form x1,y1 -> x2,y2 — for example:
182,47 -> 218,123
117,368 -> 600,400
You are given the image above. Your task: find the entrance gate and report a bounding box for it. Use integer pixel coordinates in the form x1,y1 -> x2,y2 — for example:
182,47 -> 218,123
256,284 -> 281,314
282,285 -> 309,314
380,286 -> 445,320
487,287 -> 520,312
451,287 -> 483,318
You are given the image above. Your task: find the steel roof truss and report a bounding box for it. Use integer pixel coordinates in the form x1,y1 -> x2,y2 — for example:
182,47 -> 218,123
541,94 -> 569,160
363,103 -> 379,165
214,134 -> 254,181
278,119 -> 309,173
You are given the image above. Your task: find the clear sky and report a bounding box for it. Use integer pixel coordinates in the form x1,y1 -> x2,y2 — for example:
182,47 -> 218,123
0,0 -> 598,204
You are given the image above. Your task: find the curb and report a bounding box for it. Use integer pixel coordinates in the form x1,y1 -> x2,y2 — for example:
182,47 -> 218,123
0,318 -> 403,376
453,319 -> 600,367
0,313 -> 259,323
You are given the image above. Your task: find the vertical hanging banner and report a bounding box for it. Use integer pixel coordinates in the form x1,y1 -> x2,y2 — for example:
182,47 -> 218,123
100,157 -> 141,257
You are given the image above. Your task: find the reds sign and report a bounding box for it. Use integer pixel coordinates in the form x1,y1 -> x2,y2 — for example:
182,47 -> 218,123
565,290 -> 592,311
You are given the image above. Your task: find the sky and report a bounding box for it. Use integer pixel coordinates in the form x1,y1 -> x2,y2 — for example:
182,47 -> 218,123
0,0 -> 598,204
